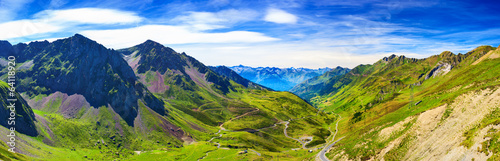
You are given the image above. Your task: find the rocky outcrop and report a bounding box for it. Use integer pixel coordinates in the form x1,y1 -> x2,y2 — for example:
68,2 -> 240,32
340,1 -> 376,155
425,63 -> 453,80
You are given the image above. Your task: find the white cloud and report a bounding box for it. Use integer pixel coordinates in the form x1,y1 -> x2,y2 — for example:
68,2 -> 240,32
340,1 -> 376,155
0,8 -> 143,40
35,8 -> 142,24
80,25 -> 279,49
264,8 -> 297,24
0,20 -> 61,40
173,9 -> 259,30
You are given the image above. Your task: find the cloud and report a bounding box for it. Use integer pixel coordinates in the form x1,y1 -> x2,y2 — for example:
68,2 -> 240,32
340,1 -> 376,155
80,25 -> 279,49
35,8 -> 143,24
172,9 -> 259,30
264,8 -> 297,24
0,20 -> 61,40
0,8 -> 143,40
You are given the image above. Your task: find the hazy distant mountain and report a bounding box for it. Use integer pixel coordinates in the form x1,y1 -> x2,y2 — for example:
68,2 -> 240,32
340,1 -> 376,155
208,65 -> 270,90
228,65 -> 332,91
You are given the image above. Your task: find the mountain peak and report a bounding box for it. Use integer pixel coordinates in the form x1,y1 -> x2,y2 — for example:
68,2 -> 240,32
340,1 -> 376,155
439,51 -> 454,57
71,33 -> 89,40
0,40 -> 13,57
143,39 -> 162,45
382,54 -> 398,61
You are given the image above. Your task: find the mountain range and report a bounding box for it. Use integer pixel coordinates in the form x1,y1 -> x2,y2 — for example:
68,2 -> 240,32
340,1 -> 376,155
1,34 -> 500,161
228,65 -> 336,91
0,34 -> 333,160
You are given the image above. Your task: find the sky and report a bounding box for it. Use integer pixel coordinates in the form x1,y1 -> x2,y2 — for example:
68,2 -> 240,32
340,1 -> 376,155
1,0 -> 500,68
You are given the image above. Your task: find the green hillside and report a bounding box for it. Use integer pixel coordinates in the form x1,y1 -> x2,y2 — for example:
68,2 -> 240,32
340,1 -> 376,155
305,45 -> 500,160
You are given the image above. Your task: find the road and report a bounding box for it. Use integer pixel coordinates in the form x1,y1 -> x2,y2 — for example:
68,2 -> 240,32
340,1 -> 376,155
202,108 -> 328,160
318,136 -> 345,161
317,114 -> 343,161
282,120 -> 312,149
200,108 -> 261,160
249,149 -> 261,156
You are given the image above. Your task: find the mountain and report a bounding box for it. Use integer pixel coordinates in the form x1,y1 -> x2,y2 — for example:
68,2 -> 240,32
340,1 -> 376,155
0,81 -> 38,137
117,40 -> 332,150
0,35 -> 334,160
290,66 -> 351,100
208,65 -> 270,90
12,34 -> 165,125
302,45 -> 500,160
228,65 -> 333,91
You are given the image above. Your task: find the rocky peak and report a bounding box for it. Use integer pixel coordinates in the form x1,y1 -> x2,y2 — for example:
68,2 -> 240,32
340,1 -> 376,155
382,54 -> 398,61
136,40 -> 177,55
0,40 -> 13,57
123,40 -> 187,74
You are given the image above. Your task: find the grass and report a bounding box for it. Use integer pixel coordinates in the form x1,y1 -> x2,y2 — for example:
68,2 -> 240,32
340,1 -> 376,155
124,142 -> 216,161
312,48 -> 500,159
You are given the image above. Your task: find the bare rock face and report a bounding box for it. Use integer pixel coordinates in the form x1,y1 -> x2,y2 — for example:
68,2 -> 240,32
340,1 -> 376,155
425,63 -> 453,80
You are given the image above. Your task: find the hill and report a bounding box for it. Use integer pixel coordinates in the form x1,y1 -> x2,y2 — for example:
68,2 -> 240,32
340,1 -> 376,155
302,45 -> 500,160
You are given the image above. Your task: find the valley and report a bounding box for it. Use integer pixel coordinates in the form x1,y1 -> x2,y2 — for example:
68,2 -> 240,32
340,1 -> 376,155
0,34 -> 499,161
1,1 -> 499,160
0,35 -> 336,160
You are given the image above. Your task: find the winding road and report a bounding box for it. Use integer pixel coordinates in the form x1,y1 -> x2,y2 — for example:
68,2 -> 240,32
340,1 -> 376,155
317,114 -> 343,161
199,108 -> 261,160
201,108 -> 334,160
281,120 -> 311,149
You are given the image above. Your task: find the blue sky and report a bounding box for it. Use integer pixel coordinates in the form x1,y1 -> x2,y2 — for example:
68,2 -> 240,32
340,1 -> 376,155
1,0 -> 500,68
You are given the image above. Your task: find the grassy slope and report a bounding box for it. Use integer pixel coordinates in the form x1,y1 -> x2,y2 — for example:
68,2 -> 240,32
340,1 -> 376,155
290,67 -> 350,100
309,46 -> 500,159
